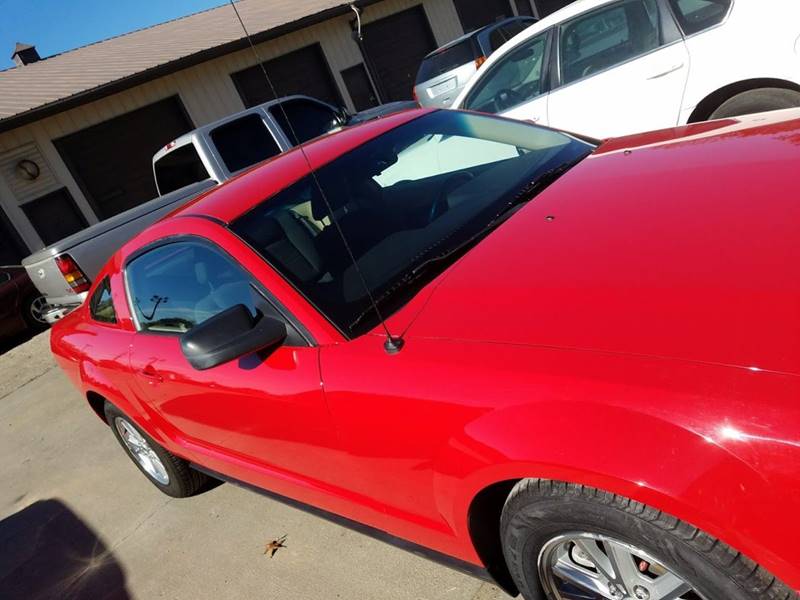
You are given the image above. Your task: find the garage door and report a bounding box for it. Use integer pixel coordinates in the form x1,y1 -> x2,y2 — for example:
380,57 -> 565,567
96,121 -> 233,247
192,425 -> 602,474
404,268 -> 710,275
232,44 -> 342,108
453,0 -> 513,33
0,210 -> 26,265
361,6 -> 438,102
54,96 -> 193,220
535,0 -> 576,17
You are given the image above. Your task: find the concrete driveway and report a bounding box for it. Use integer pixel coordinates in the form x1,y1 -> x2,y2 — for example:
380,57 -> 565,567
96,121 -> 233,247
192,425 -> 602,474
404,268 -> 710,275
0,333 -> 512,600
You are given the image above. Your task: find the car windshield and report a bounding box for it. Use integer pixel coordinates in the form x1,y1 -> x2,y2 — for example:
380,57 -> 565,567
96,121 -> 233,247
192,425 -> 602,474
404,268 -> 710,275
231,110 -> 594,337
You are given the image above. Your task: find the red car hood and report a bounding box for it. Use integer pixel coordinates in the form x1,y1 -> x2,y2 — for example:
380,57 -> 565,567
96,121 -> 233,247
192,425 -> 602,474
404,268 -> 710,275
406,113 -> 800,376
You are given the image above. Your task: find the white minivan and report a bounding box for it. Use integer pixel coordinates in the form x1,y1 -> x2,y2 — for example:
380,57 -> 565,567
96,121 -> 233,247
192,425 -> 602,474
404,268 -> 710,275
453,0 -> 800,138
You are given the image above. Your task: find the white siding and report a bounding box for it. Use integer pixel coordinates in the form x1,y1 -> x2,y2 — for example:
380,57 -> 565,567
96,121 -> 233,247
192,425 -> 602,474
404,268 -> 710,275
0,0 -> 475,253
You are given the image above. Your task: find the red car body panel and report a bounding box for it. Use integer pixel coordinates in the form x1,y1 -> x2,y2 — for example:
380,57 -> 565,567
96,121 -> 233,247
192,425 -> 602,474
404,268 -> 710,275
51,109 -> 800,592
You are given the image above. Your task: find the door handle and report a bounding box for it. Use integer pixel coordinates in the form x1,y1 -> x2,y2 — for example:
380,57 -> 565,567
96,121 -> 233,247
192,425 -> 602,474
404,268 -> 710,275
140,366 -> 163,384
647,63 -> 685,80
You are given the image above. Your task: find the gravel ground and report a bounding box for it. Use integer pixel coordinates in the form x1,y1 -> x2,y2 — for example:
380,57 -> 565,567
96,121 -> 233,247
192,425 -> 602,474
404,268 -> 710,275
0,331 -> 53,400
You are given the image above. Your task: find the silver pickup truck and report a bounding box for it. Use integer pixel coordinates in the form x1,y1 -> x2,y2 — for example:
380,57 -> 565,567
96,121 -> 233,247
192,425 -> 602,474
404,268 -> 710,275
23,95 -> 413,323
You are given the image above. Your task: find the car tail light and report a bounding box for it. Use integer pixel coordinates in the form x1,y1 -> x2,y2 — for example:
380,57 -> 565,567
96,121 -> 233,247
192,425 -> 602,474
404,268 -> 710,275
55,254 -> 90,294
475,56 -> 487,69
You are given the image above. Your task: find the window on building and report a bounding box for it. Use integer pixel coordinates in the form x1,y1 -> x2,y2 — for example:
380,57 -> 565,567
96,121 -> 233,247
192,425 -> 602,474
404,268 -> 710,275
89,277 -> 117,324
536,0 -> 576,17
515,0 -> 535,17
21,188 -> 88,246
153,143 -> 210,195
667,0 -> 731,35
559,0 -> 661,86
210,114 -> 282,174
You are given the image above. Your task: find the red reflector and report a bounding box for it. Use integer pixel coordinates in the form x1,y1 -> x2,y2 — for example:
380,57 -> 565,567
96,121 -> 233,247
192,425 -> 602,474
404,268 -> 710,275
54,254 -> 91,293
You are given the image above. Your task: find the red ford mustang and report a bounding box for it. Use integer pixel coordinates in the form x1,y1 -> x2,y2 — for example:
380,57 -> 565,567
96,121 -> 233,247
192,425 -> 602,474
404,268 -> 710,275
51,108 -> 800,600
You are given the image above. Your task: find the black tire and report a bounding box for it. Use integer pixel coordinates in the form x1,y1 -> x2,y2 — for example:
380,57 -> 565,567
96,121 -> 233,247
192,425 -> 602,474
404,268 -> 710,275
22,294 -> 48,332
709,88 -> 800,120
500,479 -> 796,600
104,402 -> 207,498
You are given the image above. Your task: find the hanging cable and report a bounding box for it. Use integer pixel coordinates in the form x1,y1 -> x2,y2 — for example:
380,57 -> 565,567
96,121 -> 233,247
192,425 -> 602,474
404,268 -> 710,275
227,0 -> 403,353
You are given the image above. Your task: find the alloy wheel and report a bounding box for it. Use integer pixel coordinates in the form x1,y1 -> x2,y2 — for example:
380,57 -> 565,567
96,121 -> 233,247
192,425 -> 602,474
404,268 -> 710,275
114,417 -> 170,485
538,532 -> 707,600
28,295 -> 48,324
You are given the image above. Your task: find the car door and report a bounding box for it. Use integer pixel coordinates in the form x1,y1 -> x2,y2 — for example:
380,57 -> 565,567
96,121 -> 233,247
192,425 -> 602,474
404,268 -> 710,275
460,28 -> 553,125
125,237 -> 342,485
546,0 -> 690,138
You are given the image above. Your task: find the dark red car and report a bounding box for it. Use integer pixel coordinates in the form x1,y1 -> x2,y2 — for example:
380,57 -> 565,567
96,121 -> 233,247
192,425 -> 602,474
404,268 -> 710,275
51,108 -> 800,600
0,266 -> 47,341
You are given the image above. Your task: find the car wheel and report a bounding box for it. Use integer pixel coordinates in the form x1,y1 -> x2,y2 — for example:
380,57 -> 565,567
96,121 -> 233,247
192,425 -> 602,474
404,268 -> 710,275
22,294 -> 48,331
709,88 -> 800,120
500,479 -> 793,600
104,402 -> 207,498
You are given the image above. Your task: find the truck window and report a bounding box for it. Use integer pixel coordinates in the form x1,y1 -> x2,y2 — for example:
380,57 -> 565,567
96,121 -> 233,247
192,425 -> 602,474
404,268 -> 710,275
154,144 -> 210,195
269,99 -> 342,146
210,114 -> 282,174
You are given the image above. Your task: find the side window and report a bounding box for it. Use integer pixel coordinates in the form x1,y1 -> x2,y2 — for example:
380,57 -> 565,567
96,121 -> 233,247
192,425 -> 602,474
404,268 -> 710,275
89,277 -> 117,324
667,0 -> 731,35
464,33 -> 549,114
488,21 -> 533,53
126,242 -> 258,334
269,99 -> 342,146
559,0 -> 661,86
210,114 -> 281,174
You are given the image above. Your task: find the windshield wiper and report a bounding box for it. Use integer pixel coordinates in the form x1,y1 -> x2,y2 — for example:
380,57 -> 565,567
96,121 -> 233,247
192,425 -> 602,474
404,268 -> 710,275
407,158 -> 585,279
486,158 -> 583,229
347,157 -> 585,333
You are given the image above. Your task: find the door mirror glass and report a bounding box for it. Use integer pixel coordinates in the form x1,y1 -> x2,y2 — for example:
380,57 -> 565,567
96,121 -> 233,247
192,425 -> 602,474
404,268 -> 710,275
180,304 -> 286,370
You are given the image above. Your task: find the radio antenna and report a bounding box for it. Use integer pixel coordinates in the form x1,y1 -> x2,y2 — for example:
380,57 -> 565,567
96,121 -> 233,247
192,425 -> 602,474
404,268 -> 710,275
228,0 -> 403,353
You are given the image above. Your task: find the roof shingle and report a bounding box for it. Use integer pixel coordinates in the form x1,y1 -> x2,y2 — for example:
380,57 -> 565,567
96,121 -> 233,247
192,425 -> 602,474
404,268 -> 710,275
0,0 -> 350,126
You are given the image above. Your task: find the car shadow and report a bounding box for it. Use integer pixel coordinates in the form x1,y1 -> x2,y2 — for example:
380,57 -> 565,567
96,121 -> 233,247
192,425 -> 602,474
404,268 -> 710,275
0,499 -> 131,599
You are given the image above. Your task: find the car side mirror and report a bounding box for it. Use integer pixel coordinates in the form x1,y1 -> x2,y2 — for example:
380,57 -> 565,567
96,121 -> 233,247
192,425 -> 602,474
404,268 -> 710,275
180,304 -> 286,370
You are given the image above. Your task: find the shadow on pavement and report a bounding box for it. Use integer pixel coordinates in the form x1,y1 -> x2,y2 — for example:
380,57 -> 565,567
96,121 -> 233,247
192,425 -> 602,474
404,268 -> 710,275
0,330 -> 34,357
0,499 -> 130,600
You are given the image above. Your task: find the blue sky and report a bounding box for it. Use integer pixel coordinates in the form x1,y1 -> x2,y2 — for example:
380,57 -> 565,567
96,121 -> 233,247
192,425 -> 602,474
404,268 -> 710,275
0,0 -> 226,69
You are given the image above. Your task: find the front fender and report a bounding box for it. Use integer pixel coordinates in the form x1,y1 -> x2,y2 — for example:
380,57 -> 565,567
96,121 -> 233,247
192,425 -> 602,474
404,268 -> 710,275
433,398 -> 799,589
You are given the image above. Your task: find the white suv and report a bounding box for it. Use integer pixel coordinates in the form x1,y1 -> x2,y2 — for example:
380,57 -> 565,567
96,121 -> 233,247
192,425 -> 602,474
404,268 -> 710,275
453,0 -> 800,138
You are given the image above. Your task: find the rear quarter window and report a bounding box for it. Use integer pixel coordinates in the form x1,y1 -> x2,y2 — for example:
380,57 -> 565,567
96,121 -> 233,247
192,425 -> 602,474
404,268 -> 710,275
269,99 -> 342,146
89,277 -> 117,324
154,143 -> 209,195
667,0 -> 731,35
210,113 -> 282,173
